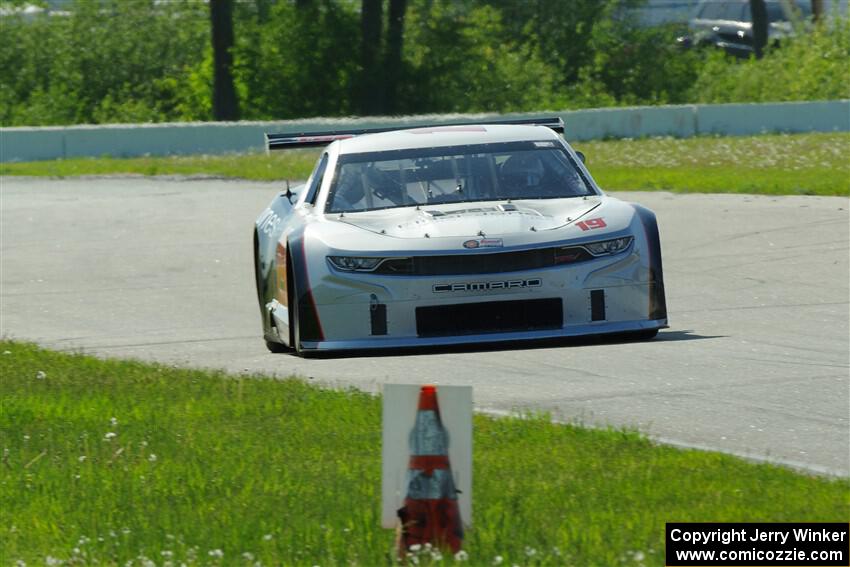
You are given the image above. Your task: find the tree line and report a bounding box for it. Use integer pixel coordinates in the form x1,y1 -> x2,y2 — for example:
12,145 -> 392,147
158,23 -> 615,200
0,0 -> 846,127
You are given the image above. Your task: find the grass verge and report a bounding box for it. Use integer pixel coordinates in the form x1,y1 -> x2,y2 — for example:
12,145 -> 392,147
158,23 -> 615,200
1,341 -> 848,566
1,133 -> 848,196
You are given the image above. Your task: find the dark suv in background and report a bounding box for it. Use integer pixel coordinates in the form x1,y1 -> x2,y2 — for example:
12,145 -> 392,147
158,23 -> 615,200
678,0 -> 812,57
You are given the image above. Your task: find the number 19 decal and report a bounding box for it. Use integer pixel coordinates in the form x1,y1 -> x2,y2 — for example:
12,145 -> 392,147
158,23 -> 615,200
576,218 -> 607,231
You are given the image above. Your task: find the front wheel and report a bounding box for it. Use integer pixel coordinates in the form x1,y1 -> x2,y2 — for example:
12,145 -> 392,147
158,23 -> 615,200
630,329 -> 658,341
265,339 -> 289,353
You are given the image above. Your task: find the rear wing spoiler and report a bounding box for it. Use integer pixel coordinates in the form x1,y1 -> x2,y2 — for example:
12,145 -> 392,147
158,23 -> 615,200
265,116 -> 564,151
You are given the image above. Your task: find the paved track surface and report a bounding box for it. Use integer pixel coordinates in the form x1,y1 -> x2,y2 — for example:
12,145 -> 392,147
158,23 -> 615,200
2,177 -> 848,475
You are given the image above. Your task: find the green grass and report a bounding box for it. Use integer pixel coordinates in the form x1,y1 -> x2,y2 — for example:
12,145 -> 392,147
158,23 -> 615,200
0,149 -> 320,182
2,132 -> 848,196
580,133 -> 850,196
1,341 -> 848,566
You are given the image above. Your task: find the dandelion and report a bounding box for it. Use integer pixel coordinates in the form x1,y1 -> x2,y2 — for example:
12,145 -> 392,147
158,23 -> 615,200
104,432 -> 117,441
36,371 -> 46,380
492,556 -> 503,565
453,550 -> 469,562
148,454 -> 157,462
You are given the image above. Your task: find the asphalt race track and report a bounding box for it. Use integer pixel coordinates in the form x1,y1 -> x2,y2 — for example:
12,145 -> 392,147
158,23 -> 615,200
2,177 -> 848,475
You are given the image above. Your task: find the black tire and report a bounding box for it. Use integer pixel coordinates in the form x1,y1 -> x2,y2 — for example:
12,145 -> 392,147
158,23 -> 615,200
265,339 -> 289,353
631,329 -> 659,341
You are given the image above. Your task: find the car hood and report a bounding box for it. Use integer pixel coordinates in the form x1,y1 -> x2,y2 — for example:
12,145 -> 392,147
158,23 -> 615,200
330,197 -> 602,239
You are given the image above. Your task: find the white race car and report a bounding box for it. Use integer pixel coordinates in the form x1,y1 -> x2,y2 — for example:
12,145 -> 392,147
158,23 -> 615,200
254,118 -> 667,355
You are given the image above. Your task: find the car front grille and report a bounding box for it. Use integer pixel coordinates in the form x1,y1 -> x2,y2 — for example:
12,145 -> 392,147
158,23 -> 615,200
415,298 -> 563,337
376,247 -> 592,276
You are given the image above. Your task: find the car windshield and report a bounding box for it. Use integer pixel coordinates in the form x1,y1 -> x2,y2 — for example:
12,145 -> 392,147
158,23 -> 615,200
325,140 -> 594,214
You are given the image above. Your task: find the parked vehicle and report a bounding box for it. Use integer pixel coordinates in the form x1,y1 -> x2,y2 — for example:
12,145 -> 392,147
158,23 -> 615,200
677,0 -> 812,57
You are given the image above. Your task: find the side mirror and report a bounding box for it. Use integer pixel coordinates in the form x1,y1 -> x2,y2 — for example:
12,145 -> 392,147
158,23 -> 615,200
284,180 -> 296,204
575,151 -> 586,164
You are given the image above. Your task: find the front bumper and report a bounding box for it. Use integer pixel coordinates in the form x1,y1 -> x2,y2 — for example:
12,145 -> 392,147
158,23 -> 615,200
300,317 -> 667,351
298,242 -> 666,350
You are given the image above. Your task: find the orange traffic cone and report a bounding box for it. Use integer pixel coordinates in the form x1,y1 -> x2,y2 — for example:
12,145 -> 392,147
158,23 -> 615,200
397,385 -> 464,554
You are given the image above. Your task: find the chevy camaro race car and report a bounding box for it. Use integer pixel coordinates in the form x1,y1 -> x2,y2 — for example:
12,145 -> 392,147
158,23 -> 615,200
254,117 -> 667,355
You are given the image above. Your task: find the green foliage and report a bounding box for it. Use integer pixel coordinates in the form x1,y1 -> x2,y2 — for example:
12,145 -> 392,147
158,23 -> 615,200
570,21 -> 703,106
691,18 -> 850,103
0,0 -> 208,125
233,1 -> 360,119
0,0 -> 847,127
401,3 -> 567,114
2,341 -> 848,564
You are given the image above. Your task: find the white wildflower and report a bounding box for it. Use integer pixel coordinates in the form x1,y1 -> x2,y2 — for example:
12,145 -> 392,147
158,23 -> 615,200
110,417 -> 118,427
36,371 -> 46,380
3,350 -> 11,355
524,546 -> 537,557
103,432 -> 117,441
208,549 -> 224,558
430,550 -> 443,562
72,548 -> 81,555
161,551 -> 173,558
148,454 -> 157,462
78,456 -> 86,462
45,556 -> 62,566
15,560 -> 26,567
121,527 -> 131,535
492,556 -> 503,566
409,544 -> 422,553
634,551 -> 645,562
242,552 -> 255,561
23,435 -> 30,441
453,550 -> 469,562
262,534 -> 273,541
